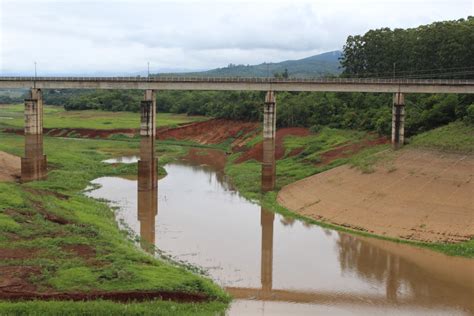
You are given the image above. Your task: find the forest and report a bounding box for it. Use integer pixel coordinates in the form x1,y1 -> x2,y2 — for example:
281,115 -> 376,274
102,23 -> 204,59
4,17 -> 474,137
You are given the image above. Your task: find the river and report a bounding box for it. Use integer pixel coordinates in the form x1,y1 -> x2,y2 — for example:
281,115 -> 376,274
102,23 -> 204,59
87,148 -> 474,315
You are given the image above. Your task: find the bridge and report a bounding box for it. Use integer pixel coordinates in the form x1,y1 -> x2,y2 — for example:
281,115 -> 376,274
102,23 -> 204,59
1,76 -> 473,93
1,76 -> 473,181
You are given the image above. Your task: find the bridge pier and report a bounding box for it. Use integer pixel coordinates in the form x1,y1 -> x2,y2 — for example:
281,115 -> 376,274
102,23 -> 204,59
137,89 -> 158,253
261,91 -> 276,295
391,93 -> 405,150
21,88 -> 47,182
262,91 -> 276,191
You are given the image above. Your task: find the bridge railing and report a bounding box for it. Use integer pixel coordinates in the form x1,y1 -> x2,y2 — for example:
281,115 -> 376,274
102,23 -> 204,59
0,76 -> 472,85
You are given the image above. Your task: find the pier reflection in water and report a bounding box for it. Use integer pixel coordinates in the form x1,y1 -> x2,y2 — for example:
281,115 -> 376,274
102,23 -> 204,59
137,136 -> 158,252
89,145 -> 474,315
260,138 -> 276,297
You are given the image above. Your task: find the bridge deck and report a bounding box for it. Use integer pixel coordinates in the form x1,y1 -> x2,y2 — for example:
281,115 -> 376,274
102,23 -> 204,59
0,77 -> 473,93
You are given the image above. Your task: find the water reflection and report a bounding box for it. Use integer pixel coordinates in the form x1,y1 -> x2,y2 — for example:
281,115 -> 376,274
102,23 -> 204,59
137,137 -> 158,252
21,134 -> 47,181
260,139 -> 276,298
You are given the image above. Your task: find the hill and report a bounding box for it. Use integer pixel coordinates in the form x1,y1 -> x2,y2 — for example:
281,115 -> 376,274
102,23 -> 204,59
158,50 -> 342,78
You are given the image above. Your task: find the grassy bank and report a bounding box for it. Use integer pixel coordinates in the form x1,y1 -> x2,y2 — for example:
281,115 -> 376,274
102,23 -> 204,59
0,104 -> 207,130
225,123 -> 474,258
0,132 -> 229,315
408,121 -> 474,153
226,127 -> 388,200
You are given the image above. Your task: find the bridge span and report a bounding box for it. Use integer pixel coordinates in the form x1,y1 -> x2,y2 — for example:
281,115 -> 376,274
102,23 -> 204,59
1,76 -> 474,93
3,76 -> 473,181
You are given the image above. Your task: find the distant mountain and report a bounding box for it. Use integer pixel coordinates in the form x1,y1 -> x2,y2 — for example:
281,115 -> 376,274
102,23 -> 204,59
158,50 -> 343,78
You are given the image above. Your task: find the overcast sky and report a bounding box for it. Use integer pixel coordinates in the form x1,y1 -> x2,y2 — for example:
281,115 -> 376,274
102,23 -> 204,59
0,0 -> 472,75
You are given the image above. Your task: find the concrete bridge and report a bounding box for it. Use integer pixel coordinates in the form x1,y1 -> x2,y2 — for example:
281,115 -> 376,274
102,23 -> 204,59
1,76 -> 473,181
1,76 -> 474,93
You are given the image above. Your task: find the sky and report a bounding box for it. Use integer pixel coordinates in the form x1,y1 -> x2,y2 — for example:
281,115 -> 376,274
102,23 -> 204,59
0,0 -> 472,75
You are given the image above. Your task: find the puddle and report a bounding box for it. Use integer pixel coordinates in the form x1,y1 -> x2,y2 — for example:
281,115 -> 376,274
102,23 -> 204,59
103,155 -> 140,164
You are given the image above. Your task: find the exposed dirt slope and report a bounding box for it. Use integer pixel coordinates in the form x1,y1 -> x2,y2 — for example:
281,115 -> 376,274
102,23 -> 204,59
236,127 -> 309,163
278,149 -> 474,243
0,151 -> 20,182
156,119 -> 259,145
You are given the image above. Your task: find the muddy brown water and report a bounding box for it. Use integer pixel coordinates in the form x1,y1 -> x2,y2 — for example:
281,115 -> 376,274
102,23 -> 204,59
88,150 -> 474,315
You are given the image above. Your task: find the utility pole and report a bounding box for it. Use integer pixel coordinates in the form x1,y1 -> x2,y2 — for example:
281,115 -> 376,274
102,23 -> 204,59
34,61 -> 37,88
147,62 -> 150,78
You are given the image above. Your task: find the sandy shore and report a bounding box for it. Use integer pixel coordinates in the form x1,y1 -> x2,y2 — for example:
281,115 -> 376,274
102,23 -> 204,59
277,149 -> 474,243
0,151 -> 20,182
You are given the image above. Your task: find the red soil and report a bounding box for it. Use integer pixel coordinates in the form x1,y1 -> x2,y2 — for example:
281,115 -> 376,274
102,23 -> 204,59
62,244 -> 96,260
235,127 -> 310,163
156,119 -> 259,145
0,248 -> 39,260
0,264 -> 209,303
0,290 -> 209,303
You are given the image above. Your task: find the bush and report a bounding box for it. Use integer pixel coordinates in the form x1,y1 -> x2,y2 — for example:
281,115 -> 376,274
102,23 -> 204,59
465,104 -> 474,125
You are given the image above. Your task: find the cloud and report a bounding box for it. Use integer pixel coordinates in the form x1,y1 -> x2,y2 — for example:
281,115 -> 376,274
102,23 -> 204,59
0,0 -> 471,74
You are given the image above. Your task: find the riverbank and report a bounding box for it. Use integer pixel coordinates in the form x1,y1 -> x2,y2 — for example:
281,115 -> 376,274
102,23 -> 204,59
278,149 -> 473,243
224,121 -> 474,257
0,133 -> 230,314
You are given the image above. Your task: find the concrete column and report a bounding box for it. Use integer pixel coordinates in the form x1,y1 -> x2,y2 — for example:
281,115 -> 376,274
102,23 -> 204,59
140,89 -> 156,137
391,92 -> 405,150
263,91 -> 276,140
262,139 -> 276,192
21,88 -> 47,181
138,90 -> 158,253
262,91 -> 277,192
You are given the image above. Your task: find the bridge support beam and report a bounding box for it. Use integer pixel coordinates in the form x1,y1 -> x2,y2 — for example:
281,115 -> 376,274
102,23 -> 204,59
391,92 -> 405,150
262,91 -> 276,192
138,90 -> 158,253
21,88 -> 47,182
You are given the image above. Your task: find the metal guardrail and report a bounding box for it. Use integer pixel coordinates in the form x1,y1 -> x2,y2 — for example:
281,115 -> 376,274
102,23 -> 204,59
0,76 -> 473,85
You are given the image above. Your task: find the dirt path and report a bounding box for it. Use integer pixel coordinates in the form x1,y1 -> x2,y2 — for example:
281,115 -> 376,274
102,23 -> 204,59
0,151 -> 20,182
277,149 -> 474,243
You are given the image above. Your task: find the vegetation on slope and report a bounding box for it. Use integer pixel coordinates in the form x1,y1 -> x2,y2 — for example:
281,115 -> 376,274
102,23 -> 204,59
408,121 -> 474,153
0,132 -> 229,314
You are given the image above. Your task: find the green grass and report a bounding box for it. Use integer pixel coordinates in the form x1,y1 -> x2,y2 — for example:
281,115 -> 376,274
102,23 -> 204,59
408,121 -> 474,153
226,127 -> 378,201
0,300 -> 228,316
0,104 -> 207,130
0,132 -> 229,314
